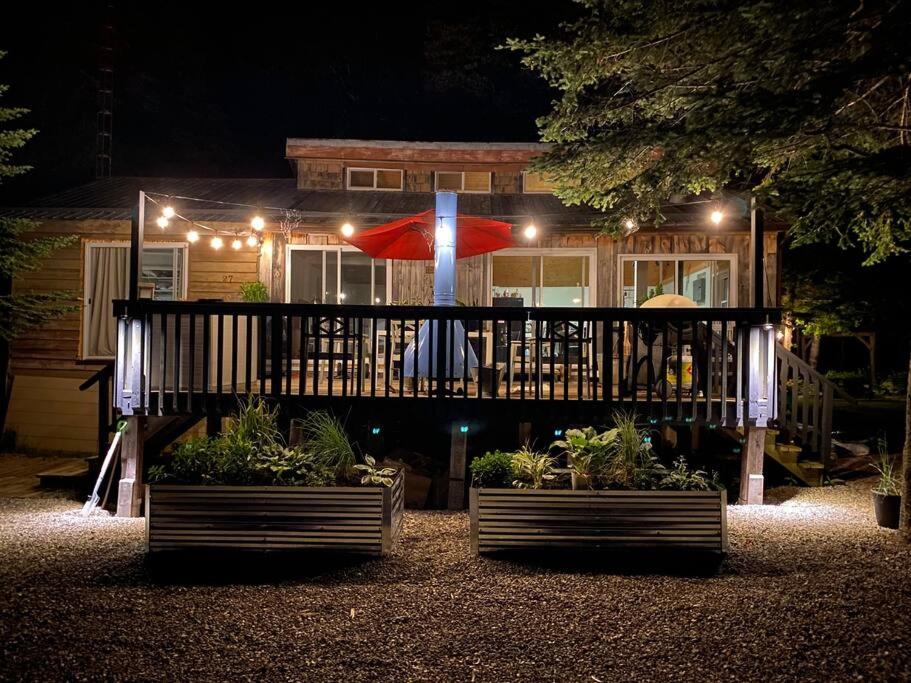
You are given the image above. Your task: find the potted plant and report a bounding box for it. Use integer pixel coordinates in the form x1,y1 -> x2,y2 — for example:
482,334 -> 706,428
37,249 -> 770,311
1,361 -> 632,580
146,397 -> 404,555
871,446 -> 901,529
469,412 -> 727,558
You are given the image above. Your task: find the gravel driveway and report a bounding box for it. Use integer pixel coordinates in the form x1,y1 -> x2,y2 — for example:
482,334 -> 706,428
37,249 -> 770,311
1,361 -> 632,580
1,478 -> 909,682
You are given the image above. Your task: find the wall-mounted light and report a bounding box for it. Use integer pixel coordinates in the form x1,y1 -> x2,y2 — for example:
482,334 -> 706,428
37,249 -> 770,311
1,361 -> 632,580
341,222 -> 355,238
710,210 -> 724,225
523,223 -> 538,240
251,215 -> 265,231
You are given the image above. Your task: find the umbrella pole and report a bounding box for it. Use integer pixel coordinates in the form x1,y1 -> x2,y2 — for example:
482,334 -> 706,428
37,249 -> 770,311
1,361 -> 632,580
434,191 -> 457,306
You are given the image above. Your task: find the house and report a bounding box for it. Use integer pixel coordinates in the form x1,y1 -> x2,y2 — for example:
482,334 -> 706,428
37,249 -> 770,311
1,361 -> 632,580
4,138 -> 834,515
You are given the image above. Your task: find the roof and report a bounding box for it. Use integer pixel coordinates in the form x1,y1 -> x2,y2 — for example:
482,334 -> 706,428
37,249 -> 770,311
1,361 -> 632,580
285,139 -> 549,152
1,177 -> 775,231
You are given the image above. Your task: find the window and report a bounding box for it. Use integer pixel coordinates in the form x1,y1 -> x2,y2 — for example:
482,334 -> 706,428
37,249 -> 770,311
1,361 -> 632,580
346,167 -> 403,191
287,246 -> 389,305
619,255 -> 735,308
523,171 -> 556,193
490,249 -> 595,307
83,242 -> 187,358
435,171 -> 491,193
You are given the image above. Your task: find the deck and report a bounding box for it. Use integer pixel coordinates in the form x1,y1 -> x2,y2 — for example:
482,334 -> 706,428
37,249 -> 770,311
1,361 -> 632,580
111,300 -> 780,426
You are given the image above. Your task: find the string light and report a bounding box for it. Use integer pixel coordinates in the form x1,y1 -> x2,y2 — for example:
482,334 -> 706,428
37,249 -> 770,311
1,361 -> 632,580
156,216 -> 169,229
710,210 -> 724,225
251,215 -> 265,231
340,222 -> 355,238
231,238 -> 242,250
246,234 -> 258,247
625,218 -> 636,231
211,236 -> 223,250
523,223 -> 537,239
162,206 -> 175,219
187,230 -> 199,243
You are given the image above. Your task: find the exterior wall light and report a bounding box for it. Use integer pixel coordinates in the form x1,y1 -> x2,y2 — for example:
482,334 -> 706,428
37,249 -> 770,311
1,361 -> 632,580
523,223 -> 538,239
341,222 -> 355,238
710,210 -> 724,225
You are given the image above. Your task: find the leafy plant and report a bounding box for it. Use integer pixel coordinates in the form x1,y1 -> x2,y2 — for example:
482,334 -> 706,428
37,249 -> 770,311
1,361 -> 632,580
255,444 -> 334,487
353,455 -> 398,487
296,411 -> 357,478
552,426 -> 616,489
149,435 -> 216,484
511,446 -> 555,490
226,395 -> 283,447
470,450 -> 515,488
658,457 -> 722,492
239,281 -> 268,303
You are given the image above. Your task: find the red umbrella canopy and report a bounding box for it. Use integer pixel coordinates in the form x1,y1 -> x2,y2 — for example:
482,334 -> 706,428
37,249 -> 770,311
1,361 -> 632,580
343,210 -> 514,260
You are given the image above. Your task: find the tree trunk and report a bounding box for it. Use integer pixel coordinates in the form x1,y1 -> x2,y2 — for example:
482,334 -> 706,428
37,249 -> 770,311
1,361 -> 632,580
808,335 -> 821,369
900,347 -> 911,541
0,273 -> 11,440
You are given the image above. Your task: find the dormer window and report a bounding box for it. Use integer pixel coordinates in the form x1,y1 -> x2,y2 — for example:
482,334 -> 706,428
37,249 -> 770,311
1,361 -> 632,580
435,171 -> 491,193
347,167 -> 404,191
523,171 -> 557,193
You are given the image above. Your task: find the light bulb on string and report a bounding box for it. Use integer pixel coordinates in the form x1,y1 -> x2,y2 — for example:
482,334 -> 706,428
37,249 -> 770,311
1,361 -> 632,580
246,234 -> 259,247
251,215 -> 265,231
211,236 -> 223,250
340,222 -> 355,238
187,230 -> 199,243
523,223 -> 537,240
156,216 -> 169,229
231,238 -> 242,250
710,210 -> 724,225
162,206 -> 175,219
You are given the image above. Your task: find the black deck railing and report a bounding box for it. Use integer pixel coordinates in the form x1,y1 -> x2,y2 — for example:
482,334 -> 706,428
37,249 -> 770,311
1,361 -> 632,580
112,300 -> 780,425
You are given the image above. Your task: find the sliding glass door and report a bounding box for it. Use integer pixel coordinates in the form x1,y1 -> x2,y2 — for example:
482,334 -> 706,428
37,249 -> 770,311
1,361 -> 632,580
619,255 -> 735,307
490,249 -> 596,307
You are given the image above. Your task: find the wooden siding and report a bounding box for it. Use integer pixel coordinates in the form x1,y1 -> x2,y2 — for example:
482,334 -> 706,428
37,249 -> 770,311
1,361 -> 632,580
6,374 -> 99,454
146,473 -> 405,554
470,487 -> 728,555
11,219 -> 260,376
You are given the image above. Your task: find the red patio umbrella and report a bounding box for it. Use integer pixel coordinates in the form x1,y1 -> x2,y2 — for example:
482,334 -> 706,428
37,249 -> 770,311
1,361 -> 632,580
343,209 -> 514,260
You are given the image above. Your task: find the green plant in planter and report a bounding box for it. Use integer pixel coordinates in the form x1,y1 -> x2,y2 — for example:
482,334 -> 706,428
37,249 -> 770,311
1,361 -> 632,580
606,412 -> 662,489
552,426 -> 617,489
255,444 -> 334,487
511,446 -> 555,489
149,435 -> 216,484
239,280 -> 268,303
470,450 -> 515,488
297,410 -> 357,478
354,455 -> 398,487
658,457 -> 722,491
871,452 -> 901,497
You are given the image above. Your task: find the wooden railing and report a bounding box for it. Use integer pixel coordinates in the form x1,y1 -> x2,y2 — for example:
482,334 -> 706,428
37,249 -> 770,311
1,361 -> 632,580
79,361 -> 116,459
112,300 -> 780,425
775,345 -> 843,461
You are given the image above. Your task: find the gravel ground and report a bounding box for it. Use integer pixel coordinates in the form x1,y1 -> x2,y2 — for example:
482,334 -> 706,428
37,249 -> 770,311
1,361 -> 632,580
1,478 -> 909,682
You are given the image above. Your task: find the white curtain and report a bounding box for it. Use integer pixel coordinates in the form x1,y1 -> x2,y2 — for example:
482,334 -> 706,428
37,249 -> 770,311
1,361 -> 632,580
87,247 -> 128,357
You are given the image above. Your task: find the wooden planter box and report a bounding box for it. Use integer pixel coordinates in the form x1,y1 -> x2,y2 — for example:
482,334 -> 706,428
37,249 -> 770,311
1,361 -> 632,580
146,472 -> 404,555
470,487 -> 727,556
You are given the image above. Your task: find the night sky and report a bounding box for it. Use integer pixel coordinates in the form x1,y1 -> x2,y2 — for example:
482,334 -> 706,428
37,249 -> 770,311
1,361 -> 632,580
0,2 -> 574,202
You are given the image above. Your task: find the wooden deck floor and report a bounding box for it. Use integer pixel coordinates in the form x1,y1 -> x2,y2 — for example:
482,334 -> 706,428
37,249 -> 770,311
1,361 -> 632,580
0,455 -> 86,498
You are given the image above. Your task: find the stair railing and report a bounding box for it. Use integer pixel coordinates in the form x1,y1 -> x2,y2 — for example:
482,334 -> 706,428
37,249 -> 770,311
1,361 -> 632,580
79,362 -> 116,459
775,345 -> 850,463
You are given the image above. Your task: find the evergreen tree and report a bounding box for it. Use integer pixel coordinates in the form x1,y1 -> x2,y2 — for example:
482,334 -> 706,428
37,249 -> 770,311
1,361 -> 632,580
0,51 -> 76,434
508,1 -> 911,534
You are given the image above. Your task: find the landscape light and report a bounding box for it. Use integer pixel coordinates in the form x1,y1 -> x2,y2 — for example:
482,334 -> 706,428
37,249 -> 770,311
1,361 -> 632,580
341,222 -> 355,238
251,215 -> 265,231
371,426 -> 382,436
162,206 -> 175,219
460,424 -> 469,434
523,223 -> 537,239
553,428 -> 564,437
710,209 -> 724,225
211,236 -> 223,250
246,234 -> 259,247
156,216 -> 169,229
231,238 -> 242,250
